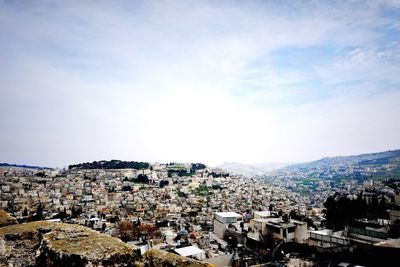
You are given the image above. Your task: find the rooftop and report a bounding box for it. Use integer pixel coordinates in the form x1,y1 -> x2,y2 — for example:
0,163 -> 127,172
254,211 -> 271,217
215,212 -> 242,218
175,245 -> 204,257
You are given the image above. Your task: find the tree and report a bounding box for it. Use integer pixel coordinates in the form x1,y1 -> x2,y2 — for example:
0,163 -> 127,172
34,203 -> 44,221
159,180 -> 169,188
132,224 -> 161,240
290,210 -> 301,220
122,185 -> 132,191
137,174 -> 149,183
22,207 -> 28,216
269,204 -> 273,211
71,205 -> 82,218
117,221 -> 134,242
55,207 -> 67,221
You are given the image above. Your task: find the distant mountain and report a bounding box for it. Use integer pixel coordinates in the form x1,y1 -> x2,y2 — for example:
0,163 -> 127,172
269,149 -> 400,180
285,149 -> 400,170
0,163 -> 53,170
218,162 -> 291,177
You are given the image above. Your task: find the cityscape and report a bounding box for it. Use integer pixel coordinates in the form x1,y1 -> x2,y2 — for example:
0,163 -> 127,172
1,1 -> 400,266
1,149 -> 400,266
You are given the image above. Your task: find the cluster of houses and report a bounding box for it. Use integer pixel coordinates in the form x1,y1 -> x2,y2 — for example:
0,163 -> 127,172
1,163 -> 400,265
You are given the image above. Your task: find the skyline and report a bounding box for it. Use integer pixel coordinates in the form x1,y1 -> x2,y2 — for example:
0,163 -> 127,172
1,1 -> 400,167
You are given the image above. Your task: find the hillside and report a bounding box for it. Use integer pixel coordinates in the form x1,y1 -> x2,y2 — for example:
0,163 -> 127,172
218,162 -> 290,177
0,163 -> 52,170
269,149 -> 400,181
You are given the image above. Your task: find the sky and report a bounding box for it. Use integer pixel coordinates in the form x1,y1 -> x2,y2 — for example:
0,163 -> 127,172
1,0 -> 400,167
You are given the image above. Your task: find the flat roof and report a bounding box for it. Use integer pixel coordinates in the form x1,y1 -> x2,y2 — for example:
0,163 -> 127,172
254,217 -> 296,228
174,246 -> 204,257
254,211 -> 271,217
215,212 -> 242,217
311,229 -> 332,236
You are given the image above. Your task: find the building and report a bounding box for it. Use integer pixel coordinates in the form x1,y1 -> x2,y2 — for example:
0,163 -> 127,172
389,209 -> 400,225
346,220 -> 389,244
174,245 -> 205,260
249,217 -> 308,243
213,212 -> 243,238
308,229 -> 350,252
254,211 -> 272,219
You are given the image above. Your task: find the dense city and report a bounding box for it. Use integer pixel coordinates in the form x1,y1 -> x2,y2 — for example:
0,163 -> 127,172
1,156 -> 400,266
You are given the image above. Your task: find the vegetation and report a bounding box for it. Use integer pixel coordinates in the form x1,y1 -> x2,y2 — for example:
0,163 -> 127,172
0,162 -> 52,170
0,209 -> 18,227
323,192 -> 389,230
32,203 -> 44,221
136,174 -> 150,183
167,168 -> 191,177
117,221 -> 161,242
177,190 -> 188,198
208,171 -> 229,178
69,160 -> 150,170
190,163 -> 206,173
0,221 -> 52,235
159,180 -> 169,188
193,184 -> 210,196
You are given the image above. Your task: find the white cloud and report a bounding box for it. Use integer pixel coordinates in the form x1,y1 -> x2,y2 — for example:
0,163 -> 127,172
0,0 -> 399,166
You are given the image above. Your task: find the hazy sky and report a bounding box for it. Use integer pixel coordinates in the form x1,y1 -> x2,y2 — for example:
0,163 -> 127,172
1,0 -> 400,167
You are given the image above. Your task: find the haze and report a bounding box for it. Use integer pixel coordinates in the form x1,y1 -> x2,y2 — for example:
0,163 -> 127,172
1,0 -> 400,167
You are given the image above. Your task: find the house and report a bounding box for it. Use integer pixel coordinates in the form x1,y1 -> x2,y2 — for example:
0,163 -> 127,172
249,217 -> 308,243
174,245 -> 205,260
308,229 -> 350,252
213,212 -> 243,239
254,211 -> 272,219
389,209 -> 400,225
346,220 -> 389,244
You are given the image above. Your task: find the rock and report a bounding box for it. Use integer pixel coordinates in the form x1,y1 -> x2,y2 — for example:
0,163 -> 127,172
0,221 -> 214,267
0,237 -> 10,266
4,232 -> 22,240
0,210 -> 18,227
140,249 -> 215,267
0,237 -> 5,255
0,221 -> 138,266
36,225 -> 137,266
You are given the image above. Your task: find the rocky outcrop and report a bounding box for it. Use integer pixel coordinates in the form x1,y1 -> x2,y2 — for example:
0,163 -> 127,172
0,210 -> 18,227
0,221 -> 214,267
0,221 -> 46,267
0,221 -> 138,267
139,249 -> 214,267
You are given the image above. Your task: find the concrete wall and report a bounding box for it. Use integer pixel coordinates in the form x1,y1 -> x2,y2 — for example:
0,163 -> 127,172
295,223 -> 309,243
213,219 -> 227,239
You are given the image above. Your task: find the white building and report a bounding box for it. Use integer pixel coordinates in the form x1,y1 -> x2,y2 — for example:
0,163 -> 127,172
213,212 -> 243,238
174,245 -> 205,260
308,229 -> 350,250
249,217 -> 308,243
254,211 -> 272,219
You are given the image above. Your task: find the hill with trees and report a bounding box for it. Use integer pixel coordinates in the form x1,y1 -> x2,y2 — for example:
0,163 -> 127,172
68,160 -> 150,170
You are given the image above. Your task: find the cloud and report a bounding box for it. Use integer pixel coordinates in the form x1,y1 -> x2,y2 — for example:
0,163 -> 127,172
0,0 -> 399,166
